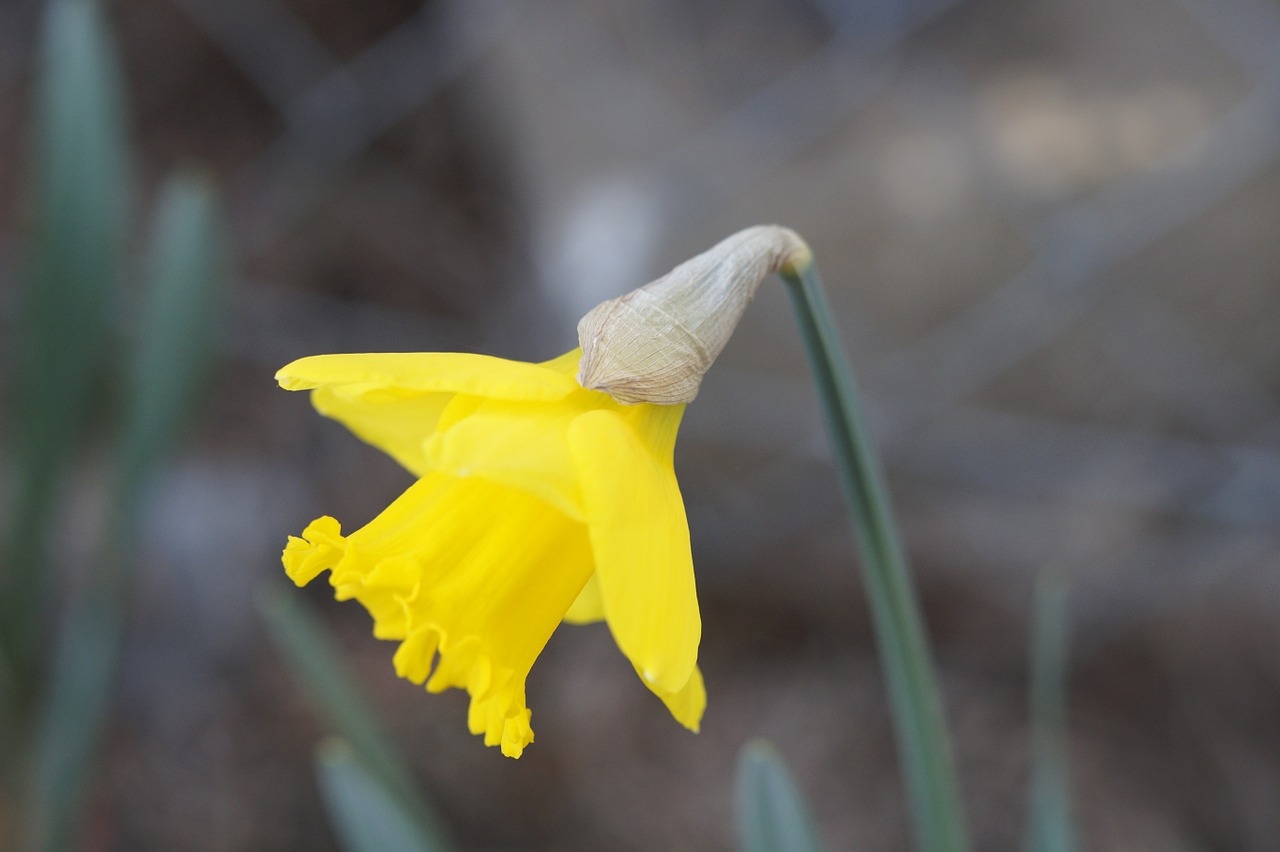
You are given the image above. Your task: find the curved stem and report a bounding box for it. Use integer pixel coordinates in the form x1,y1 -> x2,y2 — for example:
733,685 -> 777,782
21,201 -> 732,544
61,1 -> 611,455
779,253 -> 969,852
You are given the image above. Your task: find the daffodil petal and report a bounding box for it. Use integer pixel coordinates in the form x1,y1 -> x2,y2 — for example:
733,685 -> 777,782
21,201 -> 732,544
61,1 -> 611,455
539,348 -> 583,376
277,352 -> 580,401
562,574 -> 604,624
311,385 -> 449,476
422,351 -> 614,520
640,663 -> 705,732
568,406 -> 700,694
283,472 -> 595,758
279,352 -> 582,477
425,392 -> 602,521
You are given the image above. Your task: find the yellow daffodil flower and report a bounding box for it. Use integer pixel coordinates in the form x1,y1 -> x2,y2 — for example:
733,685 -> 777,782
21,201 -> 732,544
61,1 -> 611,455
279,348 -> 703,758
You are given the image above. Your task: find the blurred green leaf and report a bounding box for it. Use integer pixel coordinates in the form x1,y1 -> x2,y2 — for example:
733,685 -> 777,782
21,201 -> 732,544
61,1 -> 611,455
23,598 -> 121,852
256,584 -> 455,850
1026,573 -> 1075,852
317,739 -> 452,852
2,0 -> 132,703
113,173 -> 224,539
735,739 -> 825,852
21,174 -> 225,851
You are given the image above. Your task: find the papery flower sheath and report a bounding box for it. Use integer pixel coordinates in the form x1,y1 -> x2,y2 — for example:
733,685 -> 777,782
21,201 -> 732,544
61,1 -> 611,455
279,349 -> 703,758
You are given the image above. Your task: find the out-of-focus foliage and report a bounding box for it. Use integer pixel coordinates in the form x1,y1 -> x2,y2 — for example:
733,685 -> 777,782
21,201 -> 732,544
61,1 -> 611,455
1027,575 -> 1075,852
1,0 -> 129,706
25,171 -> 225,852
115,175 -> 225,526
2,2 -> 226,849
257,584 -> 456,851
735,739 -> 826,852
316,739 -> 453,852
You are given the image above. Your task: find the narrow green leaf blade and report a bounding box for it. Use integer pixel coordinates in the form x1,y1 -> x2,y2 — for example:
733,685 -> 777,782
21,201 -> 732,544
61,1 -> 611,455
20,174 -> 224,849
317,739 -> 450,852
256,584 -> 454,850
735,740 -> 825,852
115,173 -> 225,520
22,0 -> 131,411
2,0 -> 132,701
1026,574 -> 1075,852
23,597 -> 123,852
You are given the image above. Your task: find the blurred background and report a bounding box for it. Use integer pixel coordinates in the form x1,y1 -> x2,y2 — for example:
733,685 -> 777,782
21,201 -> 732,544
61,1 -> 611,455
2,0 -> 1280,849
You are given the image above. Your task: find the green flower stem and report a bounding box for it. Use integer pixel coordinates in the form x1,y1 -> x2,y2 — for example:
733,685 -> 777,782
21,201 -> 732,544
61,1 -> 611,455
778,253 -> 969,852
